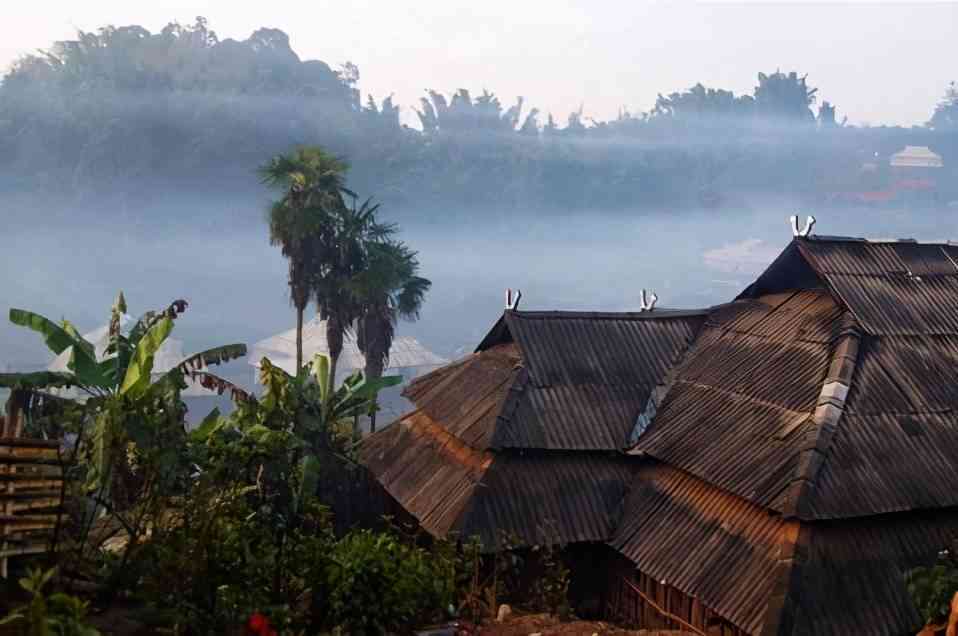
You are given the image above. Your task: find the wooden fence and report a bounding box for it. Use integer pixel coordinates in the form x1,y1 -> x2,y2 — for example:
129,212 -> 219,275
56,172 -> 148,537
0,436 -> 63,578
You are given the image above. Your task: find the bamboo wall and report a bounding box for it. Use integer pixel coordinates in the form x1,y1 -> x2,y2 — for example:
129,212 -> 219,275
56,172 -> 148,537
0,436 -> 63,578
607,569 -> 750,636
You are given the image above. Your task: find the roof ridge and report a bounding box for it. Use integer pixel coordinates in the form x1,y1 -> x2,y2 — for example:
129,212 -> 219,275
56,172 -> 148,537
506,308 -> 711,320
806,235 -> 958,246
779,318 -> 862,520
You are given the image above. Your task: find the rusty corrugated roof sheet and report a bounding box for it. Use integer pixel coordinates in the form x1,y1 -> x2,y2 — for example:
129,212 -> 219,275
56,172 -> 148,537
610,462 -> 785,635
785,510 -> 958,636
400,310 -> 706,452
804,332 -> 958,519
458,451 -> 635,548
490,310 -> 706,450
400,343 -> 521,450
361,412 -> 634,548
797,239 -> 958,336
365,308 -> 698,546
633,290 -> 845,510
611,461 -> 958,636
359,410 -> 492,537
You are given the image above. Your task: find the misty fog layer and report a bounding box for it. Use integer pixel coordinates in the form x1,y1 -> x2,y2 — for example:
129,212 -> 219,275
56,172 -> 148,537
5,193 -> 956,377
2,18 -> 958,403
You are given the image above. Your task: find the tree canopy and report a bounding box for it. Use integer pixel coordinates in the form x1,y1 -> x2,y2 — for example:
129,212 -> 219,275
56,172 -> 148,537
1,18 -> 955,212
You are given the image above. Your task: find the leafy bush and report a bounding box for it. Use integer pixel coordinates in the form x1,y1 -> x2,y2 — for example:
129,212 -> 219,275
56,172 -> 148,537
0,568 -> 101,636
528,543 -> 571,619
907,550 -> 958,625
324,529 -> 455,635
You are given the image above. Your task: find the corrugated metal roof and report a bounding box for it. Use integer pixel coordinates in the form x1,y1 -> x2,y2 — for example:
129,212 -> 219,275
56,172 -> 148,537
359,410 -> 492,537
360,412 -> 634,548
610,463 -> 785,635
797,239 -> 958,336
786,510 -> 958,636
612,462 -> 958,636
634,290 -> 844,510
490,310 -> 706,450
805,332 -> 958,518
401,343 -> 521,450
458,451 -> 635,549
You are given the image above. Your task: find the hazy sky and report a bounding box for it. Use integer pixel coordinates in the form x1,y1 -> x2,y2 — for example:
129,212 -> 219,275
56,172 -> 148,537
3,1 -> 957,127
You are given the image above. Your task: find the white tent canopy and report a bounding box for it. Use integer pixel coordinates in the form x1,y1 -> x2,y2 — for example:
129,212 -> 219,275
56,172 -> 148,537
249,317 -> 447,378
47,317 -> 214,396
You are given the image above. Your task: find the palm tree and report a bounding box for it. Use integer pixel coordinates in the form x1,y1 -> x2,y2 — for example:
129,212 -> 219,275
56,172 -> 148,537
352,239 -> 431,432
260,147 -> 353,372
312,197 -> 392,391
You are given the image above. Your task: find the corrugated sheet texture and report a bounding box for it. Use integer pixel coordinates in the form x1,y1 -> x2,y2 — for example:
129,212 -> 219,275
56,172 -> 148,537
798,239 -> 958,336
401,343 -> 521,450
787,509 -> 958,636
808,332 -> 958,518
635,291 -> 846,509
359,411 -> 492,537
493,311 -> 705,450
609,463 -> 785,635
458,451 -> 635,549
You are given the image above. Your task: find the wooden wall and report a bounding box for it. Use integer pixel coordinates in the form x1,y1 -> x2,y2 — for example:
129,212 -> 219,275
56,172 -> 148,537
0,437 -> 63,578
604,552 -> 749,636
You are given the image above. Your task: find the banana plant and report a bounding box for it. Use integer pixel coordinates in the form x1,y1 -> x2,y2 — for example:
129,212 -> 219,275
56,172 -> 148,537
193,353 -> 400,521
0,292 -> 247,503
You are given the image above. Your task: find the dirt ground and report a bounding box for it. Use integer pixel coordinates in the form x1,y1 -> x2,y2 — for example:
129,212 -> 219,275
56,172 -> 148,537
468,613 -> 692,636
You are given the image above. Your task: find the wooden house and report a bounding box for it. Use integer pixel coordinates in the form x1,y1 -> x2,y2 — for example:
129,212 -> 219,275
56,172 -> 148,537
362,232 -> 958,634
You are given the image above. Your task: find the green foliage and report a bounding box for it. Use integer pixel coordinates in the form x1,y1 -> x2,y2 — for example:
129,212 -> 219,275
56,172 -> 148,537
908,550 -> 958,625
128,351 -> 402,632
529,542 -> 571,619
353,237 -> 432,390
137,480 -> 333,633
324,529 -> 455,635
0,568 -> 101,636
261,145 -> 354,372
2,295 -> 245,606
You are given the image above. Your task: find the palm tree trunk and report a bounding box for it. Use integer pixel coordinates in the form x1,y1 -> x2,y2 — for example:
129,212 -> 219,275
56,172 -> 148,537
326,315 -> 344,393
361,315 -> 389,434
295,304 -> 304,373
365,356 -> 386,433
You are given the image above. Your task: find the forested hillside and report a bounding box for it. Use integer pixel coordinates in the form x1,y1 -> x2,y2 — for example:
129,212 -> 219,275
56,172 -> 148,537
2,17 -> 957,215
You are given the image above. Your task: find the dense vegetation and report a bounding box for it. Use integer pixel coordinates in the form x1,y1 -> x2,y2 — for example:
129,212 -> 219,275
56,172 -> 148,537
2,17 -> 956,214
0,295 -> 454,634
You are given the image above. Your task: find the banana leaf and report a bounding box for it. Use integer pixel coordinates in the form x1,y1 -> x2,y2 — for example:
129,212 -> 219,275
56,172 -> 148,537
172,344 -> 247,375
9,309 -> 107,387
0,371 -> 78,390
119,317 -> 173,398
189,371 -> 254,403
189,407 -> 226,443
296,454 -> 321,514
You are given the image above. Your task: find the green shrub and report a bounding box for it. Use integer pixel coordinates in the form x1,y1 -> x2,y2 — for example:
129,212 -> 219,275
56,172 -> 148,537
0,567 -> 101,636
324,529 -> 455,635
907,550 -> 958,625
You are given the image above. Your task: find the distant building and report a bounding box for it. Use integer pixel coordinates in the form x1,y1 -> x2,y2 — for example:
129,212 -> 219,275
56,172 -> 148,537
889,145 -> 944,169
890,145 -> 944,196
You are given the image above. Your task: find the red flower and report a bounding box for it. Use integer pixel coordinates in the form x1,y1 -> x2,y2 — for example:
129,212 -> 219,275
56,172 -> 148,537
247,613 -> 270,635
